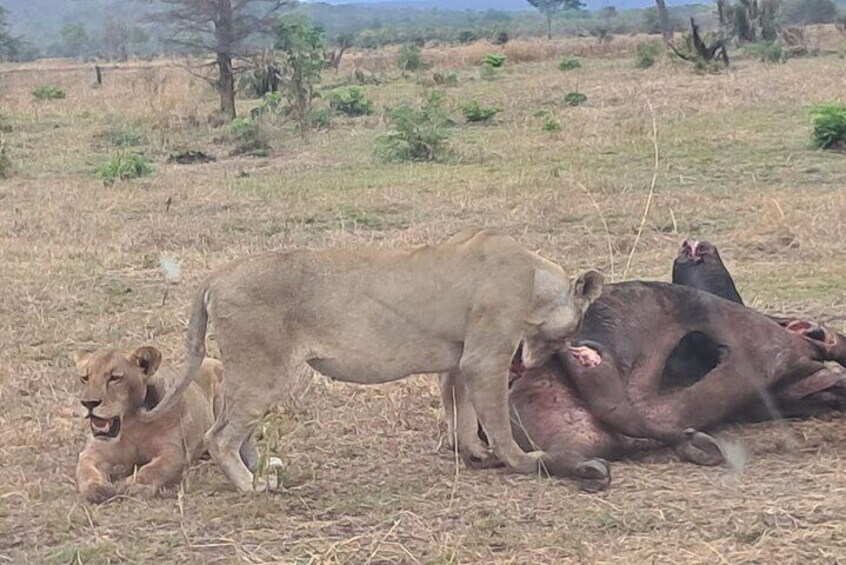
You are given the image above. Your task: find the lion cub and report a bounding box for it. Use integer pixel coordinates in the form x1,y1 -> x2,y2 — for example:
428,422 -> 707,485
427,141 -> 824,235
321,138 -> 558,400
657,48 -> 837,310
73,346 -> 222,503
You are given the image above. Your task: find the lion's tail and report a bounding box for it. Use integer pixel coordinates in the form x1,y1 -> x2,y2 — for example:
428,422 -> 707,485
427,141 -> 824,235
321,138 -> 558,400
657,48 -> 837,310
138,279 -> 211,423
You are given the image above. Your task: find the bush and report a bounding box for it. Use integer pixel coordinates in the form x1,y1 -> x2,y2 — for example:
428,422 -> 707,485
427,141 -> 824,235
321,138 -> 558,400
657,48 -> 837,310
433,71 -> 459,86
635,42 -> 660,68
536,110 -> 561,132
228,117 -> 271,156
95,151 -> 153,184
239,60 -> 280,99
461,100 -> 500,123
32,86 -> 66,100
457,30 -> 478,43
482,53 -> 506,68
492,30 -> 510,45
745,40 -> 785,62
0,139 -> 10,179
376,90 -> 451,162
397,44 -> 424,71
311,107 -> 332,130
558,57 -> 581,71
564,91 -> 588,106
274,16 -> 327,134
810,103 -> 846,150
249,91 -> 283,119
328,86 -> 373,116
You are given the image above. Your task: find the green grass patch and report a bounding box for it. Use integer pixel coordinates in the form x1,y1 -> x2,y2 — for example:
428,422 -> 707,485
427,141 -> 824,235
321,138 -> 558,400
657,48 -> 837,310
32,86 -> 66,101
94,151 -> 154,184
810,103 -> 846,150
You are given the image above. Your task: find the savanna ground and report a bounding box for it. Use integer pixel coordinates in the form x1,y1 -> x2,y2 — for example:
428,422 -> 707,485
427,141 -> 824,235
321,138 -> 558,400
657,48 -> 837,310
1,29 -> 846,564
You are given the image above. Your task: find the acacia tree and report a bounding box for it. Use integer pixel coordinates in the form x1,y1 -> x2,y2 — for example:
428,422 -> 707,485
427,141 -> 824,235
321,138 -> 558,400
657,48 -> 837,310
526,0 -> 585,39
145,0 -> 289,120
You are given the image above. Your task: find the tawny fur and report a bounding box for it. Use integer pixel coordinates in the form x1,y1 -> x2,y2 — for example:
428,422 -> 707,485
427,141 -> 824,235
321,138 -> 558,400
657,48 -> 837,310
141,228 -> 603,492
73,347 -> 224,503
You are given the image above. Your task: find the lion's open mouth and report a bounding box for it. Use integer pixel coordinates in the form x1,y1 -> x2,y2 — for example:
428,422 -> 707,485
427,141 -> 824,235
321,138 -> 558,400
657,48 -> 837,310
88,415 -> 121,439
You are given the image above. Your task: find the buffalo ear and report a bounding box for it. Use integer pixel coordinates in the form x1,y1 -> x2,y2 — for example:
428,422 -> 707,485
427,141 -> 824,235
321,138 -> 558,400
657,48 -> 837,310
574,270 -> 604,304
130,346 -> 162,377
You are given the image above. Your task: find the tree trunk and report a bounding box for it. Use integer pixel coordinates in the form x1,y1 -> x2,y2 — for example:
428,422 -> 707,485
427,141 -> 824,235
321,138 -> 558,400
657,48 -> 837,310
546,12 -> 553,40
655,0 -> 673,42
215,0 -> 236,121
217,52 -> 236,120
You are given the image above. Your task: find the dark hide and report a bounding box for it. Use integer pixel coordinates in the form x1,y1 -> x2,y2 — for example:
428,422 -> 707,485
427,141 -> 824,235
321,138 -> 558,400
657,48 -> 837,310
507,282 -> 846,492
669,238 -> 846,420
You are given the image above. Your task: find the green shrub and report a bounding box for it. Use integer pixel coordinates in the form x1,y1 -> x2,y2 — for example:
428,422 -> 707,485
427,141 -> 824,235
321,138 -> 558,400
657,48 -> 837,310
0,139 -> 10,179
32,86 -> 66,101
492,30 -> 510,45
461,100 -> 500,123
564,91 -> 588,106
310,107 -> 332,130
482,53 -> 506,68
376,90 -> 451,162
228,117 -> 271,157
744,40 -> 785,63
635,42 -> 660,69
558,57 -> 581,71
274,16 -> 327,134
249,91 -> 283,119
397,44 -> 424,71
810,103 -> 846,150
239,65 -> 279,99
328,86 -> 373,116
457,30 -> 478,43
536,110 -> 561,132
95,151 -> 153,184
433,71 -> 459,86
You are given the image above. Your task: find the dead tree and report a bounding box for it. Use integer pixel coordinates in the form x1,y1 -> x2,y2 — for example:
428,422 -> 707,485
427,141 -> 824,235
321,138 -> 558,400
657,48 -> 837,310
325,33 -> 353,71
669,18 -> 730,67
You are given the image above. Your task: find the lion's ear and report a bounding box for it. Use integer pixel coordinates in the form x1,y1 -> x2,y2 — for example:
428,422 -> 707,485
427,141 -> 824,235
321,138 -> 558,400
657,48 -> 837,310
73,350 -> 93,371
574,270 -> 604,304
130,346 -> 162,378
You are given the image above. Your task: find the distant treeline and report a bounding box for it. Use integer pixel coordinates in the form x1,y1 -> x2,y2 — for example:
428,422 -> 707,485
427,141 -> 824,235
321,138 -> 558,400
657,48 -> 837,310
1,0 -> 842,62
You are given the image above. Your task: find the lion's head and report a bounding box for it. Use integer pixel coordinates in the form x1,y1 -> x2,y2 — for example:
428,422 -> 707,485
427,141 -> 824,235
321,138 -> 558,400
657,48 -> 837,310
73,346 -> 162,440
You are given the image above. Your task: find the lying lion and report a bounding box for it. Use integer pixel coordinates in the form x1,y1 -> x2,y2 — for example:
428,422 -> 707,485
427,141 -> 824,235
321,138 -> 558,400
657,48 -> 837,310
140,228 -> 604,492
73,346 -> 236,503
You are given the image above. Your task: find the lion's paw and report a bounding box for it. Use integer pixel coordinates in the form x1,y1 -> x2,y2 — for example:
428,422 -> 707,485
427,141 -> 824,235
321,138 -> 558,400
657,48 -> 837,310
121,480 -> 159,499
82,482 -> 118,504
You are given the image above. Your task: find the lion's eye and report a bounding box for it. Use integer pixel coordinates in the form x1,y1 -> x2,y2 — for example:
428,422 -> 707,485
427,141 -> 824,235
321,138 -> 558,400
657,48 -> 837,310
80,375 -> 89,384
109,374 -> 123,383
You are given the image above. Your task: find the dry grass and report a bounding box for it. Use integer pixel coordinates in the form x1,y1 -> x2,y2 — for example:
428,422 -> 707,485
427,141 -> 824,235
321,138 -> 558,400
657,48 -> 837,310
338,24 -> 846,73
1,36 -> 846,563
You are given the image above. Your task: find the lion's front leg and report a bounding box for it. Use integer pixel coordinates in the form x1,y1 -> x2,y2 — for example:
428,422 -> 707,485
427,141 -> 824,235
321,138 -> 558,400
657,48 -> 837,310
77,447 -> 118,504
120,452 -> 187,499
460,310 -> 546,475
439,370 -> 496,466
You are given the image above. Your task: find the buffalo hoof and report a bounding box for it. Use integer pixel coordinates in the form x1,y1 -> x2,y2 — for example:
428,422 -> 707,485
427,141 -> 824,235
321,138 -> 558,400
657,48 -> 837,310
575,458 -> 611,492
462,451 -> 505,470
676,429 -> 725,466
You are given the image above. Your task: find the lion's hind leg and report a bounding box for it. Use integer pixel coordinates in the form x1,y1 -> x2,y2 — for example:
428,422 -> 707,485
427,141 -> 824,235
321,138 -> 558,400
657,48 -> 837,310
205,354 -> 296,492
